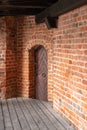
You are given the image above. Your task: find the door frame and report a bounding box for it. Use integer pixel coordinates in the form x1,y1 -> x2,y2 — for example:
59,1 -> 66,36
34,45 -> 48,101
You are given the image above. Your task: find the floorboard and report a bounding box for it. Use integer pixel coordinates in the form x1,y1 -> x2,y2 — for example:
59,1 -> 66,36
22,98 -> 40,130
12,98 -> 30,130
0,99 -> 4,130
1,99 -> 13,130
23,98 -> 48,130
7,99 -> 21,130
0,98 -> 75,130
30,99 -> 55,130
35,99 -> 65,130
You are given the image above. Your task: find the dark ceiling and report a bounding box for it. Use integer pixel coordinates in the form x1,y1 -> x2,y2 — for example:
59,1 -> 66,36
0,0 -> 58,16
0,0 -> 86,29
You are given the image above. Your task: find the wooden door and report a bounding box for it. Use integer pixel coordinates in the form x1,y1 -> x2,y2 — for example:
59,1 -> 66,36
35,46 -> 48,101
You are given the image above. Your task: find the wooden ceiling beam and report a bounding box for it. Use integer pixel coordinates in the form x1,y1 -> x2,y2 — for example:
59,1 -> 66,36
0,0 -> 49,7
35,0 -> 87,24
0,5 -> 47,9
45,17 -> 58,29
0,9 -> 43,16
0,0 -> 58,16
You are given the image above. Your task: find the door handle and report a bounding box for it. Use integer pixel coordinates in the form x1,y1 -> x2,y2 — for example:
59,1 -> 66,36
42,73 -> 46,77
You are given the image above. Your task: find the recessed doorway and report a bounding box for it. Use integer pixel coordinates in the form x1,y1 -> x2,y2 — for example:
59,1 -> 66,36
34,45 -> 48,101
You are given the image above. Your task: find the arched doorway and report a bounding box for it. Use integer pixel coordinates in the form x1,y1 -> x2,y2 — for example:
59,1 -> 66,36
34,45 -> 48,101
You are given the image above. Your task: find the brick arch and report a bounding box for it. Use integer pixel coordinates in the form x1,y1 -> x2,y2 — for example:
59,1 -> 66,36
23,37 -> 53,52
19,38 -> 54,101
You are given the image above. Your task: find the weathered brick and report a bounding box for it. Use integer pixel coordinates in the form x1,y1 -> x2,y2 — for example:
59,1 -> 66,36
0,5 -> 87,130
16,16 -> 53,101
53,5 -> 87,130
83,80 -> 87,85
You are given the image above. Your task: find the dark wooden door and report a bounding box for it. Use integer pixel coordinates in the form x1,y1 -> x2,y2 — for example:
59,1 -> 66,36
35,46 -> 47,101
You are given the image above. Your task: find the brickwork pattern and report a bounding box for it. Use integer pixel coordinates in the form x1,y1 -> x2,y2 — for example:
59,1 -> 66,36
6,17 -> 17,98
0,5 -> 87,130
0,17 -> 6,98
0,17 -> 17,98
53,5 -> 87,130
16,16 -> 54,101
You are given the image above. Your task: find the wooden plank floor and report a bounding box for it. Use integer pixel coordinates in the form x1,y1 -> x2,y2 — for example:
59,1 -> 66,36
0,98 -> 74,130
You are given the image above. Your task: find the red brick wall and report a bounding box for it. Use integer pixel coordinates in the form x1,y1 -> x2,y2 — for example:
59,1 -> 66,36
16,16 -> 54,100
0,5 -> 87,130
0,17 -> 17,98
6,17 -> 17,98
53,5 -> 87,130
0,17 -> 6,98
